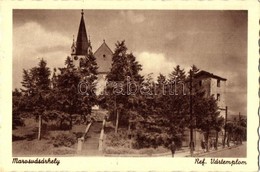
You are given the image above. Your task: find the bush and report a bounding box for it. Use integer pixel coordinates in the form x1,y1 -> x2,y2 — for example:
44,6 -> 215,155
12,135 -> 25,141
134,130 -> 183,150
134,131 -> 170,149
173,136 -> 183,149
13,117 -> 24,129
105,129 -> 131,148
104,146 -> 169,155
104,147 -> 136,154
139,146 -> 169,155
51,133 -> 76,147
52,147 -> 75,155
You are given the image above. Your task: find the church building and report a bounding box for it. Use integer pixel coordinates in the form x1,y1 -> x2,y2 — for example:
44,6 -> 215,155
70,10 -> 113,94
69,10 -> 229,150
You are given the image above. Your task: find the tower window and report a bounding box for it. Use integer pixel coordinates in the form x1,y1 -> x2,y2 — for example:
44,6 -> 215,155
103,54 -> 106,58
217,93 -> 220,101
217,79 -> 220,87
79,58 -> 84,67
199,80 -> 202,87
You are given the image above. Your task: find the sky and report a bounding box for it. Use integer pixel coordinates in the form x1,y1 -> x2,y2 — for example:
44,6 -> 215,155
13,10 -> 247,116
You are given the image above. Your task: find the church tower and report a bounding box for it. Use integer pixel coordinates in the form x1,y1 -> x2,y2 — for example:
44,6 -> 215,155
71,10 -> 91,68
70,10 -> 113,95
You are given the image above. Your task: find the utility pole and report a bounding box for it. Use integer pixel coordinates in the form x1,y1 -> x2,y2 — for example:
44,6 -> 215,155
222,106 -> 228,148
189,70 -> 194,156
115,95 -> 118,134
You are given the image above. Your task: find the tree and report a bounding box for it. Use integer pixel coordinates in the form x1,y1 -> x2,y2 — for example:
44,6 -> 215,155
168,65 -> 187,127
232,115 -> 246,145
213,116 -> 224,149
35,59 -> 51,140
225,121 -> 234,147
79,51 -> 99,123
133,74 -> 161,148
12,89 -> 24,129
195,95 -> 220,152
104,41 -> 143,133
104,41 -> 127,133
169,65 -> 186,83
55,56 -> 81,129
54,52 -> 98,129
20,69 -> 35,95
133,65 -> 189,149
34,59 -> 51,140
19,58 -> 51,140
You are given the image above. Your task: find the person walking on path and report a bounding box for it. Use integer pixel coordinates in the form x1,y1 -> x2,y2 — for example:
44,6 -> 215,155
170,141 -> 176,157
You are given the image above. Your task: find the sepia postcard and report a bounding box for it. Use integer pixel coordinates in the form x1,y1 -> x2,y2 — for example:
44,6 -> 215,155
0,0 -> 259,171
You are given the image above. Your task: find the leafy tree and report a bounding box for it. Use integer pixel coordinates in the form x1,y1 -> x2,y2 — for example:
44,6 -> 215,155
195,95 -> 220,152
225,121 -> 234,147
213,116 -> 224,149
225,115 -> 246,146
232,115 -> 246,145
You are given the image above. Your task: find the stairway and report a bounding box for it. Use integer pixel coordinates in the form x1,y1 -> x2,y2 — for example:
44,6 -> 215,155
81,122 -> 103,156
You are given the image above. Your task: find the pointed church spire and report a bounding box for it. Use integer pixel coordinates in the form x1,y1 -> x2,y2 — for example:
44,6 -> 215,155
75,9 -> 89,55
81,9 -> 84,16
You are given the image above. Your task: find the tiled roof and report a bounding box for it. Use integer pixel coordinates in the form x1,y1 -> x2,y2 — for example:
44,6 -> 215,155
94,40 -> 113,55
194,70 -> 227,81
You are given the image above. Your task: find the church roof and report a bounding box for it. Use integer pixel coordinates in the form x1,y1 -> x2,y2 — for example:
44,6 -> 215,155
94,40 -> 113,55
75,10 -> 89,55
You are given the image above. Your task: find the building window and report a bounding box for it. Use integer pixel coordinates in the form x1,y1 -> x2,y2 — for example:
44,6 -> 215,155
103,54 -> 106,59
79,58 -> 84,67
217,93 -> 220,101
199,80 -> 202,87
217,79 -> 220,87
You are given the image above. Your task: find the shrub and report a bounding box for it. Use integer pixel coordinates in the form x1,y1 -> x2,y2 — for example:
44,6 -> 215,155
52,147 -> 75,155
104,147 -> 136,154
134,131 -> 167,149
104,146 -> 169,155
51,133 -> 76,147
12,135 -> 25,141
134,130 -> 183,150
105,129 -> 131,148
